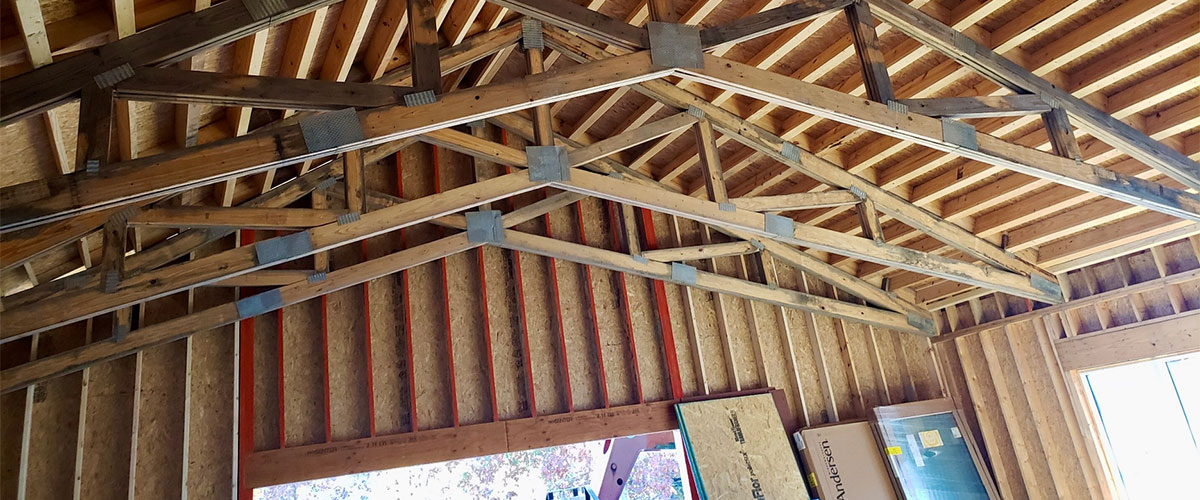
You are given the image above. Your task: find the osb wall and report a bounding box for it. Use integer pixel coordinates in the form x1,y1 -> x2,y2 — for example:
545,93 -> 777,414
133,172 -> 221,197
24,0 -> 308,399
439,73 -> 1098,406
932,236 -> 1200,500
0,131 -> 943,499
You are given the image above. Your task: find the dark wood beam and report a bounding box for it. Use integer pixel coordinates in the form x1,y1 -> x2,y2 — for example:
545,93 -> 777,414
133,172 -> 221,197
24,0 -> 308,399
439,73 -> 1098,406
484,0 -> 649,51
844,0 -> 892,103
0,0 -> 339,123
1042,106 -> 1083,160
113,67 -> 413,110
698,0 -> 851,50
867,0 -> 1200,192
898,95 -> 1052,119
407,0 -> 441,93
75,82 -> 114,172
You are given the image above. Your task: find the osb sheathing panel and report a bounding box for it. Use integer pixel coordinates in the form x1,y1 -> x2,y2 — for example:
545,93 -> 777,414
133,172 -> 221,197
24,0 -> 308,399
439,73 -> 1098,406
252,276 -> 282,452
132,292 -> 189,500
2,140 -> 945,494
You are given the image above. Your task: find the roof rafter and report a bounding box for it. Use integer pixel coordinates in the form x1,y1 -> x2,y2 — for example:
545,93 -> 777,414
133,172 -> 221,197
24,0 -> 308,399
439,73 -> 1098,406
0,49 -> 670,232
866,0 -> 1200,191
543,26 -> 1054,284
0,0 -> 341,123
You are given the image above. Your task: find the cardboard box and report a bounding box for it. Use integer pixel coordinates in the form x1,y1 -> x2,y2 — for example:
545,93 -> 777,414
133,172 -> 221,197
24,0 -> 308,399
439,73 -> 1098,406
796,421 -> 899,500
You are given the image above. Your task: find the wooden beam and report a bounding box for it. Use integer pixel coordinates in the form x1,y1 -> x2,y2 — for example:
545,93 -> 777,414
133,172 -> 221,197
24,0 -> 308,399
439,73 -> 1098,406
1056,308 -> 1200,372
731,191 -> 861,211
2,162 -> 339,315
566,112 -> 698,167
1,50 -> 671,232
844,0 -> 892,103
362,0 -> 408,80
0,233 -> 477,394
75,82 -> 114,172
0,187 -> 579,392
1,0 -> 340,123
110,0 -> 138,164
320,0 -> 379,82
647,0 -> 679,23
174,0 -> 216,148
898,95 -> 1052,119
443,0 -> 486,45
484,0 -> 649,51
1042,106 -> 1083,160
554,169 -> 1062,305
1,172 -> 542,341
210,270 -> 316,287
372,18 -> 523,87
408,0 -> 441,93
128,207 -> 347,229
243,401 -> 678,488
420,128 -> 530,167
114,67 -> 413,110
489,114 -> 671,192
0,205 -> 123,272
10,0 -> 53,65
226,30 -> 268,136
497,229 -> 926,334
692,116 -> 728,202
524,42 -> 554,146
866,0 -> 1200,192
752,236 -> 931,328
698,0 -> 851,50
543,27 -> 1059,292
641,241 -> 759,262
676,54 -> 1200,223
856,196 -> 884,243
343,150 -> 367,214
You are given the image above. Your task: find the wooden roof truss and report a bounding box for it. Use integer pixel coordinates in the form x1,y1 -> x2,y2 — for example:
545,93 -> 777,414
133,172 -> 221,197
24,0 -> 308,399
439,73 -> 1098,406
2,0 -> 1197,391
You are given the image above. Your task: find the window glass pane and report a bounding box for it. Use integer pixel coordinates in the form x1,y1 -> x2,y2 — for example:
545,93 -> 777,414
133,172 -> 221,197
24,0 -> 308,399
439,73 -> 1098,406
253,431 -> 686,499
1166,356 -> 1200,447
1086,357 -> 1200,499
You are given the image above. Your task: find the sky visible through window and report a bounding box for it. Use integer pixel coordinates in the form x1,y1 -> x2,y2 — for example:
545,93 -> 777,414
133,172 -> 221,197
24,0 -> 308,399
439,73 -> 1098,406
254,431 -> 688,500
1085,354 -> 1200,499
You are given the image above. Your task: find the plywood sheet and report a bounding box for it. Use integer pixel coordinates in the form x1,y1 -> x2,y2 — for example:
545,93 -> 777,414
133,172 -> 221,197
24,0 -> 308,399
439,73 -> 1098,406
676,394 -> 809,499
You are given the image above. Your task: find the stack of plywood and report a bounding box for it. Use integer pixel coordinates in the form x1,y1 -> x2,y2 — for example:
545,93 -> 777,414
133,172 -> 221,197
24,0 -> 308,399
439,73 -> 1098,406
675,393 -> 809,499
